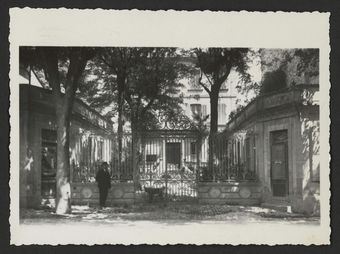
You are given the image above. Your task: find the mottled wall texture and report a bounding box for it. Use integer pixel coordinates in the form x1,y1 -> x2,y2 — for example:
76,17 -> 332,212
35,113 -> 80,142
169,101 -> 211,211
20,85 -> 114,208
221,86 -> 320,215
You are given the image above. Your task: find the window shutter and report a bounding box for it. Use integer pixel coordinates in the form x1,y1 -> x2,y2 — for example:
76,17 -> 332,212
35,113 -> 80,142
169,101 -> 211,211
184,103 -> 190,115
218,103 -> 227,123
222,103 -> 226,122
218,104 -> 222,122
202,105 -> 207,117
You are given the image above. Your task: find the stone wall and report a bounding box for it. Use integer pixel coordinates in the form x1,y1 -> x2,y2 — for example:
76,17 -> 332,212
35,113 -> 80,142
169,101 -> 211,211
71,182 -> 135,206
198,182 -> 262,205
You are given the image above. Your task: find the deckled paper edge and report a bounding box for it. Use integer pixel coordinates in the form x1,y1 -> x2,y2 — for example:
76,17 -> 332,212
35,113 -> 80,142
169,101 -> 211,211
8,8 -> 331,245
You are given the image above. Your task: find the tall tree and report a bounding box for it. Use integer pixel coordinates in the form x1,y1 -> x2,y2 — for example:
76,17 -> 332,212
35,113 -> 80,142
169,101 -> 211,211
123,48 -> 186,187
99,48 -> 145,171
194,48 -> 251,178
78,47 -> 188,187
20,47 -> 95,214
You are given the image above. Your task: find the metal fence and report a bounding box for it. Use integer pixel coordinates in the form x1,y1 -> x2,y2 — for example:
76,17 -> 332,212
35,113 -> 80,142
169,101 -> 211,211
111,131 -> 258,184
137,133 -> 205,199
207,134 -> 258,182
110,134 -> 134,181
72,131 -> 258,197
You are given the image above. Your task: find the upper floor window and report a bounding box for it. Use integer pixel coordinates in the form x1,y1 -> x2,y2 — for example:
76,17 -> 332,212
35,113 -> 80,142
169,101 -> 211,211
218,103 -> 227,123
189,69 -> 202,89
190,104 -> 202,117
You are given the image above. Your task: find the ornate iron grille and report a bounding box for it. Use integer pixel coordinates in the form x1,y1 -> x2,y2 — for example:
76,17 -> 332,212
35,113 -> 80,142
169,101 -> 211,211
138,133 -> 204,200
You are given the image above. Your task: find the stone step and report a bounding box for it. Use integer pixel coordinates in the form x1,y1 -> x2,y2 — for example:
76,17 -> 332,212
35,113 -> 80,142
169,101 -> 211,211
261,202 -> 292,213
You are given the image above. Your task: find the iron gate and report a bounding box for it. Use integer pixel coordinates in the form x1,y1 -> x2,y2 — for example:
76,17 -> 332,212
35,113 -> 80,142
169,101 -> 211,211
138,132 -> 207,200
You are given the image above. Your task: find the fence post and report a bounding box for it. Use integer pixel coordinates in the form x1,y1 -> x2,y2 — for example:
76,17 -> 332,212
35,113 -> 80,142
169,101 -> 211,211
131,126 -> 139,192
196,136 -> 201,184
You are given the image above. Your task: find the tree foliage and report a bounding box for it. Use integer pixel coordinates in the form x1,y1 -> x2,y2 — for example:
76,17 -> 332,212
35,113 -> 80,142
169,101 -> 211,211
80,47 -> 189,131
260,69 -> 287,94
260,48 -> 319,88
195,48 -> 251,93
194,48 -> 251,131
124,48 -> 187,131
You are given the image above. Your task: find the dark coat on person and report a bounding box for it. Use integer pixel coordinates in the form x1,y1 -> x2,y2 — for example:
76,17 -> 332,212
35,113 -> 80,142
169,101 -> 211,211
96,168 -> 111,190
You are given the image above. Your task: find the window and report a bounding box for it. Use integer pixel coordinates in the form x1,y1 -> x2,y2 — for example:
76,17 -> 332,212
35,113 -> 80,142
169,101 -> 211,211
189,69 -> 201,89
245,138 -> 251,171
190,104 -> 202,117
190,142 -> 197,155
202,105 -> 207,117
98,140 -> 104,160
218,103 -> 226,123
146,154 -> 157,162
253,135 -> 257,173
237,140 -> 241,165
88,137 -> 93,164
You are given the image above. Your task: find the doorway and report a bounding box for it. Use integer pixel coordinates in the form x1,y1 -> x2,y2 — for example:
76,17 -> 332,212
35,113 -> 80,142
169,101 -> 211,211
166,142 -> 181,170
270,130 -> 288,197
41,129 -> 57,198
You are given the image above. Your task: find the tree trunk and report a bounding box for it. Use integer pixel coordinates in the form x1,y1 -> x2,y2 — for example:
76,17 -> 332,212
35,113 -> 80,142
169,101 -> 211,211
117,90 -> 123,173
117,73 -> 126,174
40,47 -> 91,214
208,91 -> 219,180
210,92 -> 219,135
131,118 -> 140,191
55,103 -> 72,214
196,137 -> 202,183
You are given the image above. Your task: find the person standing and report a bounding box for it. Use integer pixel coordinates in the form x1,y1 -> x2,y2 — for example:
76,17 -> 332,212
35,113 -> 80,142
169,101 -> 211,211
96,162 -> 111,208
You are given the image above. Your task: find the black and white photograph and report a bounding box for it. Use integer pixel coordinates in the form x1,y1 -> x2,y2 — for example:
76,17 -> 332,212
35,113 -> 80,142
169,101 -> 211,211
9,9 -> 330,245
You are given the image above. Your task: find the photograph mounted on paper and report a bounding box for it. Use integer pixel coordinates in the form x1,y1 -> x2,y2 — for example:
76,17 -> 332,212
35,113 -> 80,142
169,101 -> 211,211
9,9 -> 330,245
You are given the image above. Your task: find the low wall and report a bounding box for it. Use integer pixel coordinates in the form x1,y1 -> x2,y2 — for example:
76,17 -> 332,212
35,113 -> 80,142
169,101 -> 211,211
197,181 -> 262,205
71,182 -> 135,206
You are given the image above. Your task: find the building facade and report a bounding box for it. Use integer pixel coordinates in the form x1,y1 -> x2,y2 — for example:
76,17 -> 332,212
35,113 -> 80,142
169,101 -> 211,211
179,62 -> 238,131
20,84 -> 114,208
222,85 -> 320,214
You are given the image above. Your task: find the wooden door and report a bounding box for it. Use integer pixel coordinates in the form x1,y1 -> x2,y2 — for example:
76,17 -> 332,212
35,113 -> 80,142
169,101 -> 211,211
270,130 -> 288,197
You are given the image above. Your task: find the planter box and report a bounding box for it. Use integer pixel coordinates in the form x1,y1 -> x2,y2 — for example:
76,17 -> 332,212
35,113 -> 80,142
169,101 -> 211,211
71,182 -> 135,206
197,181 -> 263,205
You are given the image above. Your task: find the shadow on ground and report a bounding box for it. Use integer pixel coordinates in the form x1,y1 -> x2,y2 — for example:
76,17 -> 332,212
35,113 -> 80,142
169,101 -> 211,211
19,202 -> 320,226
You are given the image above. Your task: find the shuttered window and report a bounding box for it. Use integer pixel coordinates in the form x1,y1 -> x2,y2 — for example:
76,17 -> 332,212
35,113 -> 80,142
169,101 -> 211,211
190,104 -> 202,117
202,105 -> 207,117
218,103 -> 226,123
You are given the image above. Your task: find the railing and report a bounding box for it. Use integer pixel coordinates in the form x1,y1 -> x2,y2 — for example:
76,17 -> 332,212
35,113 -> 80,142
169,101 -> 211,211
137,135 -> 203,198
71,134 -> 134,183
198,134 -> 258,182
71,131 -> 258,187
110,134 -> 134,181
